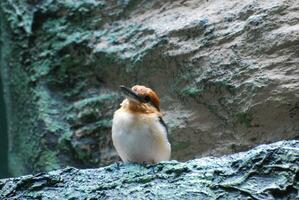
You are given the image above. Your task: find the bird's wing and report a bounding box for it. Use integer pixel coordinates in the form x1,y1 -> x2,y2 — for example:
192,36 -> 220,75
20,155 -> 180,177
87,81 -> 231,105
158,116 -> 168,135
149,116 -> 171,162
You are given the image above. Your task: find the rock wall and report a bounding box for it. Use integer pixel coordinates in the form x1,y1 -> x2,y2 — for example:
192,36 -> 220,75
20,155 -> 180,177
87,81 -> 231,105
0,73 -> 8,178
0,0 -> 298,176
1,140 -> 298,199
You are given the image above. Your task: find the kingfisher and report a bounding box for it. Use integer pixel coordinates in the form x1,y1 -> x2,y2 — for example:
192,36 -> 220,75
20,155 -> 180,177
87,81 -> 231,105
112,85 -> 171,164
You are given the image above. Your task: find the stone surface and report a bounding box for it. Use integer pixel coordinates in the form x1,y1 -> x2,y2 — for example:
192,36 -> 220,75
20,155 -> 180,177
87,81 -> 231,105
0,73 -> 8,178
0,0 -> 299,176
0,140 -> 298,199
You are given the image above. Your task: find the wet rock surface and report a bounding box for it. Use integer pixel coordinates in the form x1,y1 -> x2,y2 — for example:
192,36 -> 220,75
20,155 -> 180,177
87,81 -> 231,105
0,0 -> 299,176
1,140 -> 298,199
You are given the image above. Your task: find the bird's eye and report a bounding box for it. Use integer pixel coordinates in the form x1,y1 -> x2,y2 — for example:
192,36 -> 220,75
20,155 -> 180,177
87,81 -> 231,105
144,95 -> 151,102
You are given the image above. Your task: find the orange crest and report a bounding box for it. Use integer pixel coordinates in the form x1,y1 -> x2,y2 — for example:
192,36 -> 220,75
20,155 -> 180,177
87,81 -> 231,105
132,85 -> 160,110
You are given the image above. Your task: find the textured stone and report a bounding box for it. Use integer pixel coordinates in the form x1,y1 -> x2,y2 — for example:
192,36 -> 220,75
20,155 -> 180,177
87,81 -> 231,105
0,0 -> 299,176
0,140 -> 298,199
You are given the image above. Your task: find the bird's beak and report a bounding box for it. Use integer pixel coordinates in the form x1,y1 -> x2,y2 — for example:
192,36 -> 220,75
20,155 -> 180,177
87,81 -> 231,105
120,85 -> 145,103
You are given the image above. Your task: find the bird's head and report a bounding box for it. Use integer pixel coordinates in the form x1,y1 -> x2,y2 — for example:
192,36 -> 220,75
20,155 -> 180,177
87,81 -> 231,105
120,85 -> 160,111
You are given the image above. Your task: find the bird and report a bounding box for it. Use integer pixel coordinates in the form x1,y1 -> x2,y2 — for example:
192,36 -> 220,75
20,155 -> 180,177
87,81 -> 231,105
112,85 -> 171,164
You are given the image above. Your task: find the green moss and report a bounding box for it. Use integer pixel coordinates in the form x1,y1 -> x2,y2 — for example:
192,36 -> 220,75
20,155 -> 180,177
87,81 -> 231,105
91,182 -> 118,191
36,86 -> 69,133
35,150 -> 60,172
74,147 -> 90,161
172,141 -> 190,151
237,112 -> 253,128
8,153 -> 27,177
180,86 -> 201,98
1,0 -> 160,177
72,94 -> 118,110
124,174 -> 155,184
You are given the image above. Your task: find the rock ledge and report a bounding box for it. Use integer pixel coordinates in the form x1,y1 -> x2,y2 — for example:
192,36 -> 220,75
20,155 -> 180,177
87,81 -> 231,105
1,140 -> 298,199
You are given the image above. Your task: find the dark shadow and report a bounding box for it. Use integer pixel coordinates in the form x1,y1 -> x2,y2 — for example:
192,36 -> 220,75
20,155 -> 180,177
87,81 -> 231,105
0,74 -> 8,178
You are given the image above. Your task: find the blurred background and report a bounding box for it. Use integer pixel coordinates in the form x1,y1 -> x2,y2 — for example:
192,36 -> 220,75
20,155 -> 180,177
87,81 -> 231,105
0,77 -> 8,178
0,0 -> 298,178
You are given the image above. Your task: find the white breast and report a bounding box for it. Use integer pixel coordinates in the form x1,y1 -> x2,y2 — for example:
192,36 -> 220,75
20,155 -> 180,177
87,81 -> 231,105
112,110 -> 170,163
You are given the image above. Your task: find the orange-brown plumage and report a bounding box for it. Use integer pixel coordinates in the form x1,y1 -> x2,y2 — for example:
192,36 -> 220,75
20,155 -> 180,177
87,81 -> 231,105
131,85 -> 160,111
112,85 -> 171,164
120,85 -> 162,114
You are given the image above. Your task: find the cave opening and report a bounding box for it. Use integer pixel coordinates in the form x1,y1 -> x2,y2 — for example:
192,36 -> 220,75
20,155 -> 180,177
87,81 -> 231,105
0,74 -> 8,178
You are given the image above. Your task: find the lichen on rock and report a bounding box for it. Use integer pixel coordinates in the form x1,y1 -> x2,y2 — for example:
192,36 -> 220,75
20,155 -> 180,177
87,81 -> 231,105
1,0 -> 299,176
0,140 -> 298,199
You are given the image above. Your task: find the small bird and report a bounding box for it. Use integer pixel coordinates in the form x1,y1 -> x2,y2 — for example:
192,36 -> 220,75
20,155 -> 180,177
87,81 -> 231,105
112,85 -> 171,164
